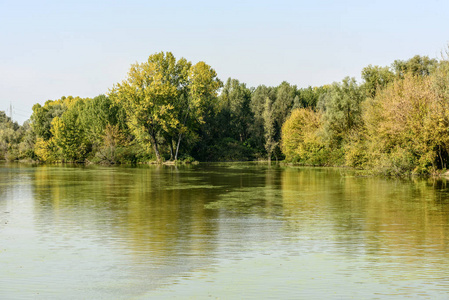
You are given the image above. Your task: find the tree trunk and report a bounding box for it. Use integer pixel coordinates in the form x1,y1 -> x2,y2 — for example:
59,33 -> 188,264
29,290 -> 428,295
174,132 -> 182,161
439,146 -> 445,169
175,104 -> 190,161
149,133 -> 161,163
169,140 -> 174,161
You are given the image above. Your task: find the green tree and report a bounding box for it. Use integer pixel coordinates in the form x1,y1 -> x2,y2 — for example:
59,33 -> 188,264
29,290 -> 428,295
51,99 -> 87,162
272,81 -> 298,128
111,52 -> 221,162
110,52 -> 191,162
281,108 -> 324,165
361,65 -> 395,98
319,77 -> 364,147
219,78 -> 253,142
363,74 -> 444,174
172,61 -> 221,160
0,111 -> 18,160
250,85 -> 276,155
78,94 -> 128,156
31,99 -> 66,140
17,121 -> 36,160
296,86 -> 328,108
94,124 -> 127,164
0,111 -> 35,161
263,97 -> 277,162
392,55 -> 438,78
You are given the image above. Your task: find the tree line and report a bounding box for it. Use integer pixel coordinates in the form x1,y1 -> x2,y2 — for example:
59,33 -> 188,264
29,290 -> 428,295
1,51 -> 449,174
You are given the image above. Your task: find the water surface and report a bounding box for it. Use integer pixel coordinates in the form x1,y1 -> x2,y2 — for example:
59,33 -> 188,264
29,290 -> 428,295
1,163 -> 449,299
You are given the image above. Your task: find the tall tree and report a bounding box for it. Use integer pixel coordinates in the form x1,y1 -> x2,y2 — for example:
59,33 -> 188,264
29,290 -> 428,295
272,81 -> 298,128
296,86 -> 326,109
219,78 -> 253,142
0,111 -> 20,160
110,52 -> 220,162
319,77 -> 364,147
392,55 -> 438,78
361,65 -> 395,98
51,98 -> 88,162
31,99 -> 66,140
110,52 -> 190,162
263,97 -> 277,162
173,61 -> 221,160
250,85 -> 276,153
281,108 -> 324,164
78,94 -> 127,153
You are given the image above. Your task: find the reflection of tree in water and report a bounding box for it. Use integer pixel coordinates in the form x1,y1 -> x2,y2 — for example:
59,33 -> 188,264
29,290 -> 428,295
124,167 -> 220,261
22,163 -> 449,293
359,177 -> 449,257
280,167 -> 361,252
30,165 -> 223,287
281,167 -> 449,260
204,164 -> 284,216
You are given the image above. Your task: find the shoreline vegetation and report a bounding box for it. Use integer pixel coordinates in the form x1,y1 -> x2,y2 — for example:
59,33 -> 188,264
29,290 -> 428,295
2,49 -> 449,176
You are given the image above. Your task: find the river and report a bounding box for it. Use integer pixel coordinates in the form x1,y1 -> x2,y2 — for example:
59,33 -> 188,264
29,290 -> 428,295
1,163 -> 448,299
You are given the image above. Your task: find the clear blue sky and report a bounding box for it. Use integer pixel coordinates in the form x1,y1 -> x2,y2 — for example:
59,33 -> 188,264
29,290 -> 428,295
1,0 -> 448,124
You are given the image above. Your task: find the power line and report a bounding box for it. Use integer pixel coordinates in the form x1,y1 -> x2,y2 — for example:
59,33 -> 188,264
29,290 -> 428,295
14,107 -> 31,114
13,102 -> 31,109
14,112 -> 30,118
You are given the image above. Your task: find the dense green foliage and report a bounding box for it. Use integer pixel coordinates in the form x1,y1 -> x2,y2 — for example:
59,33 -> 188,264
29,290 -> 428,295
3,50 -> 449,174
282,52 -> 449,175
0,111 -> 33,161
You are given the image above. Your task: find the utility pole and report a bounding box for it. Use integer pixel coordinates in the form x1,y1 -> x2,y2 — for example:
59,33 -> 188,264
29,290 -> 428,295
9,101 -> 13,120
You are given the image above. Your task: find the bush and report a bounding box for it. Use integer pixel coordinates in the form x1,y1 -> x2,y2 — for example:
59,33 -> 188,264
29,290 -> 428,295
281,108 -> 326,165
363,73 -> 444,175
344,130 -> 368,168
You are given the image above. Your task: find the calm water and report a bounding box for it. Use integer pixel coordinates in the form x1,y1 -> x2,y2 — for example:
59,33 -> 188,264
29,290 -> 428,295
1,163 -> 449,299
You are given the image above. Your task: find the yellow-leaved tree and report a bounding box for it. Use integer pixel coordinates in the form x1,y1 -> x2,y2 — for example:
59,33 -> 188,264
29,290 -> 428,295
363,73 -> 448,174
110,52 -> 221,162
281,108 -> 325,165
